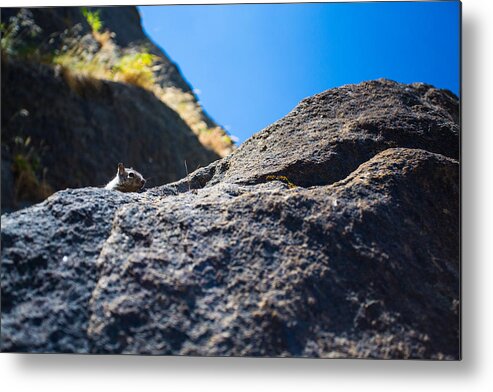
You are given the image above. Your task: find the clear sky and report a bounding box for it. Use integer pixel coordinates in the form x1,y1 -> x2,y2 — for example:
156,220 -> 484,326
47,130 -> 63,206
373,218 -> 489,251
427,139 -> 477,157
138,1 -> 460,143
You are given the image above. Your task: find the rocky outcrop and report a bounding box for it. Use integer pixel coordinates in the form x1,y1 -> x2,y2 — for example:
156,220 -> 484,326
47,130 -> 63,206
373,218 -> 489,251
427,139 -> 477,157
1,57 -> 218,212
173,79 -> 459,190
0,6 -> 198,94
1,6 -> 232,213
1,80 -> 460,359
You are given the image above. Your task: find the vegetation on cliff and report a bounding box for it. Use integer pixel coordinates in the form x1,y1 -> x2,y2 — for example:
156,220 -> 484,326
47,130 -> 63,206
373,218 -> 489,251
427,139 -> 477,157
1,7 -> 234,212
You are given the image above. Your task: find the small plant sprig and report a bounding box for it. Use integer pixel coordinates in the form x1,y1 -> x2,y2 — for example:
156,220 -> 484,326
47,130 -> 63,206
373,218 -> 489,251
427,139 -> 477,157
266,175 -> 297,189
81,7 -> 103,33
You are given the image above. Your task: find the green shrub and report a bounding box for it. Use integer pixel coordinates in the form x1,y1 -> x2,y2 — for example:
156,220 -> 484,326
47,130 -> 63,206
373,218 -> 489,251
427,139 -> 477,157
112,52 -> 157,89
81,8 -> 103,33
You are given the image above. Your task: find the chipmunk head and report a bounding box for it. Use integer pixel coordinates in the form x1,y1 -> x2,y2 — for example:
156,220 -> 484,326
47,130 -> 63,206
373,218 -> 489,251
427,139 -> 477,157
116,162 -> 146,192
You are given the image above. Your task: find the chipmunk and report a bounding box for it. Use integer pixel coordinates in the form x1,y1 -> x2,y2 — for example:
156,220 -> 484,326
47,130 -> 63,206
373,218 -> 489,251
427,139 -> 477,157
105,163 -> 146,192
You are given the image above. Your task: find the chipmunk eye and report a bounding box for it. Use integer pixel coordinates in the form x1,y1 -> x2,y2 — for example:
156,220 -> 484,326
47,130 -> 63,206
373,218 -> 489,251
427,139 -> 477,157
128,172 -> 135,178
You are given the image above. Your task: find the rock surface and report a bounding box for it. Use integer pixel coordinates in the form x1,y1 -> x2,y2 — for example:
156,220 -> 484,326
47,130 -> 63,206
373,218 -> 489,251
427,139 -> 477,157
1,57 -> 218,212
177,79 -> 459,189
1,80 -> 460,358
1,6 -> 231,213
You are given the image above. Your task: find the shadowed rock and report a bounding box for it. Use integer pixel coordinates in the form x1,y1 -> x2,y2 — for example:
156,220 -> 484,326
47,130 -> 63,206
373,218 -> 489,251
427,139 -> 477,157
1,58 -> 219,212
1,189 -> 142,352
1,6 -> 229,213
1,80 -> 460,358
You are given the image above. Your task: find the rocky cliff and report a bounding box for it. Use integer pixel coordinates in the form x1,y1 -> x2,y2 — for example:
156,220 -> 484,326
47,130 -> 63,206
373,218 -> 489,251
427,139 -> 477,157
1,79 -> 460,358
1,7 -> 233,212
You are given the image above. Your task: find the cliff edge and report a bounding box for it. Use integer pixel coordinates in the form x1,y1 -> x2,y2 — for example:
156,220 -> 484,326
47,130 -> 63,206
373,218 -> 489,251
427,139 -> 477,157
1,7 -> 234,212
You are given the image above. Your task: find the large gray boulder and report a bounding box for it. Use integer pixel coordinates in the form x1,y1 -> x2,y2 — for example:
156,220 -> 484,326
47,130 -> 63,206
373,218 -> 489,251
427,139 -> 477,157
176,78 -> 459,189
1,80 -> 460,358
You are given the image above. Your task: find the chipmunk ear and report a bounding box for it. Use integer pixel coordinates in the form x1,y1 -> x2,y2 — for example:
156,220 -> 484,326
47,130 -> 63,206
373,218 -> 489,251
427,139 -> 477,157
118,163 -> 125,175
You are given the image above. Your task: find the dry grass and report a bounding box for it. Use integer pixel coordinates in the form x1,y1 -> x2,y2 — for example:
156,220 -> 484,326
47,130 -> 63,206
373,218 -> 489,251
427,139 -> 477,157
52,19 -> 235,157
52,52 -> 110,80
57,65 -> 104,97
52,50 -> 155,94
155,86 -> 235,157
14,170 -> 53,203
157,87 -> 207,132
197,127 -> 234,158
12,152 -> 53,205
93,30 -> 113,47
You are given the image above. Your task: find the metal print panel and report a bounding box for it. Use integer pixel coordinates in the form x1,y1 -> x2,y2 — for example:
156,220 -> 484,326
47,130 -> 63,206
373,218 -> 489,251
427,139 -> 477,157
0,1 -> 461,359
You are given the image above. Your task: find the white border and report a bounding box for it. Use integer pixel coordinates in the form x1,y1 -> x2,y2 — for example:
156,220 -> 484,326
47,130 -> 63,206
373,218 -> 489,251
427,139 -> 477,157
2,1 -> 493,391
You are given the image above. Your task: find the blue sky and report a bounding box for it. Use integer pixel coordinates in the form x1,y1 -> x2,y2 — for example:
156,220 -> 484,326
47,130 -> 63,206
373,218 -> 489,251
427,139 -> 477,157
139,2 -> 460,143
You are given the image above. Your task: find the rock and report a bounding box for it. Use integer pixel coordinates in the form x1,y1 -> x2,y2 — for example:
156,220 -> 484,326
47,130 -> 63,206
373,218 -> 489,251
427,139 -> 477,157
0,6 -> 193,93
1,80 -> 460,359
1,57 -> 218,212
1,6 -> 232,213
1,188 -> 142,352
172,79 -> 459,190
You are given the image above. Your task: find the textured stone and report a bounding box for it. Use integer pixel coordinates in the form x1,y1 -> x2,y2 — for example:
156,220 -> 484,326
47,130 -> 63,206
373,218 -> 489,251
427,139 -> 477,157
175,79 -> 459,190
1,6 -> 225,212
1,58 -> 218,212
1,80 -> 460,358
